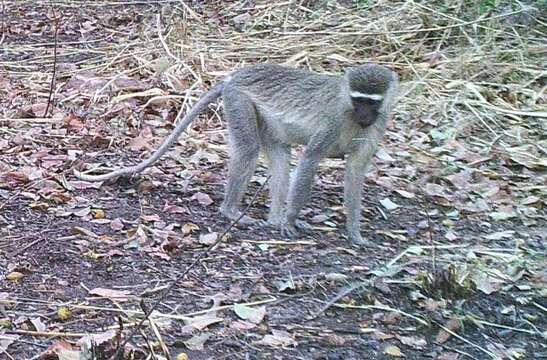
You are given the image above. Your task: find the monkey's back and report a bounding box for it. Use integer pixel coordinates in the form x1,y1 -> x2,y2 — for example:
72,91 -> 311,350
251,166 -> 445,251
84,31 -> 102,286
229,64 -> 338,101
225,64 -> 355,148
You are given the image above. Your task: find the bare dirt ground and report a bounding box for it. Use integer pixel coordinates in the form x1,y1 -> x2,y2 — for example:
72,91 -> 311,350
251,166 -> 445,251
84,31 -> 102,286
0,1 -> 545,359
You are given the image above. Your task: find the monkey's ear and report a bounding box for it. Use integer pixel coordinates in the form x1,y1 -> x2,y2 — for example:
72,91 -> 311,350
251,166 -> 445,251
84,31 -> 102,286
344,67 -> 355,76
391,70 -> 399,82
343,67 -> 357,83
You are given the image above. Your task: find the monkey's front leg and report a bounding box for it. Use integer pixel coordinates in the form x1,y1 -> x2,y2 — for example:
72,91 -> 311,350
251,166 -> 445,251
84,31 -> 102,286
282,154 -> 321,237
344,144 -> 375,246
282,131 -> 334,238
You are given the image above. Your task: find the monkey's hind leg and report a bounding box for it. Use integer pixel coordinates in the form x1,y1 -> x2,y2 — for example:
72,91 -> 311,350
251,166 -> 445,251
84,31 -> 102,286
219,90 -> 263,226
263,143 -> 290,226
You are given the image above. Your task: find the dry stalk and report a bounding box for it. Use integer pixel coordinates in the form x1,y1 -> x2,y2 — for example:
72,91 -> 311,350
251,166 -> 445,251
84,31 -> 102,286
43,0 -> 60,117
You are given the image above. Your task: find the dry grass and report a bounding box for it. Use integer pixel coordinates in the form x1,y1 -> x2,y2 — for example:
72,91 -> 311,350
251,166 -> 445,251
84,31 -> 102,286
146,0 -> 546,197
4,1 -> 545,152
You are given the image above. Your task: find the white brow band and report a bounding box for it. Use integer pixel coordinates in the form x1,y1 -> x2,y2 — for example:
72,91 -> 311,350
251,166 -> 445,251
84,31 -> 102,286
349,92 -> 383,101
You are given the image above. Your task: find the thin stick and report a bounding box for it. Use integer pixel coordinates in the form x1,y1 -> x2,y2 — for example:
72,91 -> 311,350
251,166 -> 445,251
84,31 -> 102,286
7,329 -> 87,338
43,0 -> 59,118
471,101 -> 547,118
421,191 -> 437,273
334,303 -> 428,326
432,320 -> 497,359
242,239 -> 316,246
9,237 -> 47,257
148,319 -> 170,359
471,318 -> 539,336
0,0 -> 5,45
0,118 -> 60,123
308,282 -> 365,320
1,349 -> 14,360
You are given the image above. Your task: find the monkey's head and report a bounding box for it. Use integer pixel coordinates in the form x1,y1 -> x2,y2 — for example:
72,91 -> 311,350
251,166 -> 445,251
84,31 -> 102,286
345,64 -> 397,128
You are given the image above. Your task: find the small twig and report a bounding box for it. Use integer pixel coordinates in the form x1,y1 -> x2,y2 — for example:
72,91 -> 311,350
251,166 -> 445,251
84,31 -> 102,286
156,13 -> 180,64
138,328 -> 155,359
7,329 -> 87,338
242,239 -> 316,246
420,191 -> 437,274
533,301 -> 547,313
432,320 -> 497,359
470,318 -> 539,336
0,118 -> 60,123
385,246 -> 412,269
9,237 -> 47,257
1,349 -> 14,360
471,100 -> 547,118
155,12 -> 200,82
43,0 -> 60,118
177,0 -> 202,23
110,176 -> 271,359
308,282 -> 365,320
0,0 -> 5,45
148,319 -> 170,360
333,303 -> 429,326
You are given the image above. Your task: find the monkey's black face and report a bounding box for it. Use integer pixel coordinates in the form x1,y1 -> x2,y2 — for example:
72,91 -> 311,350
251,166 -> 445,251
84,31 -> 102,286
351,97 -> 382,128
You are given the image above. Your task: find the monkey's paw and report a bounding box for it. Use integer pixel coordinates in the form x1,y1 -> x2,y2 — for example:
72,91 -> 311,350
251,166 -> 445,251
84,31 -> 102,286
280,223 -> 299,238
348,232 -> 371,246
279,219 -> 313,238
219,207 -> 266,227
241,216 -> 267,227
294,220 -> 313,231
267,216 -> 284,227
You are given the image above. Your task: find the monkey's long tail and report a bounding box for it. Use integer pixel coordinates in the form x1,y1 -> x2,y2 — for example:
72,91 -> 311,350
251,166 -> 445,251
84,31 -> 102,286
74,83 -> 224,182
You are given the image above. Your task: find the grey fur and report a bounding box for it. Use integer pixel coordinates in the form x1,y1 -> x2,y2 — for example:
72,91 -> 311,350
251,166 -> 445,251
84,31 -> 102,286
74,63 -> 399,245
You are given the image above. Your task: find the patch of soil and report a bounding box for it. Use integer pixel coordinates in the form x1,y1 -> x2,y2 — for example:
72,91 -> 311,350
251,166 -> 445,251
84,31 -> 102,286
1,175 -> 545,359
